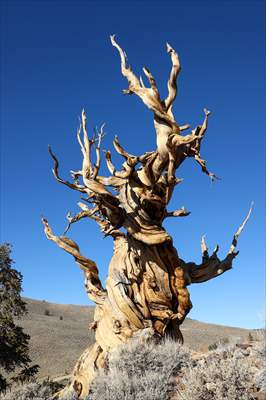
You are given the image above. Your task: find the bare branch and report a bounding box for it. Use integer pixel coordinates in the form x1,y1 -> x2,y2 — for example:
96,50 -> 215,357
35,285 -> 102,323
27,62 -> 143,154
200,235 -> 208,254
197,108 -> 211,140
70,170 -> 83,182
76,111 -> 118,197
64,205 -> 99,234
201,235 -> 209,263
180,124 -> 190,132
80,109 -> 92,179
91,123 -> 105,180
111,35 -> 176,127
191,109 -> 219,180
113,135 -> 153,166
48,146 -> 86,193
104,150 -> 133,179
97,175 -> 126,187
187,205 -> 253,284
164,42 -> 181,113
139,75 -> 146,88
113,136 -> 136,162
194,153 -> 219,181
165,207 -> 190,218
142,66 -> 160,101
110,34 -> 140,90
228,202 -> 253,254
42,218 -> 106,304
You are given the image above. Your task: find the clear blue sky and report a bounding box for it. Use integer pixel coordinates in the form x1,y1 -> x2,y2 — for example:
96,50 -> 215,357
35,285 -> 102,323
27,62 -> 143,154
1,0 -> 265,329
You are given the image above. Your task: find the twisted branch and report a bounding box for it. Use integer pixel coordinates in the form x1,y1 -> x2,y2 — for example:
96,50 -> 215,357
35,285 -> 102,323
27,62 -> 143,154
64,205 -> 99,234
48,146 -> 86,193
42,218 -> 106,304
165,207 -> 190,218
188,203 -> 253,283
163,42 -> 181,114
110,35 -> 179,134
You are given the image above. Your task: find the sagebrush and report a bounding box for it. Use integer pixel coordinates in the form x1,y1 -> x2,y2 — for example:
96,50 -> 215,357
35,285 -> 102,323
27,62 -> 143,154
88,337 -> 191,400
1,335 -> 265,400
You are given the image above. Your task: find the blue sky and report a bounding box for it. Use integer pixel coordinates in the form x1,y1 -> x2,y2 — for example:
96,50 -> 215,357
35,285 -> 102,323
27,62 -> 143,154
1,0 -> 265,329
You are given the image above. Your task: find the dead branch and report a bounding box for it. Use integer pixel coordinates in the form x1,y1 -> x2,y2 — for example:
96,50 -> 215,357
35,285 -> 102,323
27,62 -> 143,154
76,110 -> 118,198
163,42 -> 181,114
91,123 -> 105,180
165,207 -> 190,218
228,202 -> 254,254
42,218 -> 106,304
113,135 -> 153,167
64,205 -> 99,234
110,35 -> 179,132
142,66 -> 161,102
104,150 -> 134,179
188,204 -> 253,283
194,153 -> 219,181
48,146 -> 86,193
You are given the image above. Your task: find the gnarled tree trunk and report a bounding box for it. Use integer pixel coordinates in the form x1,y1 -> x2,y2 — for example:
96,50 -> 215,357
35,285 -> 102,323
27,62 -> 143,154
42,36 -> 252,399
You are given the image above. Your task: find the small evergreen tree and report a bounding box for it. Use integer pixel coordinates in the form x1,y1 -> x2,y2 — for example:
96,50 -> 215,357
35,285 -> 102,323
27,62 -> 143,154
0,244 -> 39,392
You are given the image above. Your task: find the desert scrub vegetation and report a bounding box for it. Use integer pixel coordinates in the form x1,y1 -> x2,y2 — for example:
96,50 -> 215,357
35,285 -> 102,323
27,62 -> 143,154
0,379 -> 64,400
0,333 -> 264,400
177,351 -> 252,400
88,335 -> 265,400
88,336 -> 191,400
177,333 -> 266,400
208,337 -> 230,351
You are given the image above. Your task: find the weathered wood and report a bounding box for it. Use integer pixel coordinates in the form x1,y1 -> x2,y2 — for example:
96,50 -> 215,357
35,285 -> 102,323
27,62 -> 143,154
42,37 -> 252,399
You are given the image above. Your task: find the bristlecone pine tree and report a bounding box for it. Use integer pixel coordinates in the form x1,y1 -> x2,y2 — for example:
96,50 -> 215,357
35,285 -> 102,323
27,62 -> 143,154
42,36 -> 252,399
0,244 -> 39,392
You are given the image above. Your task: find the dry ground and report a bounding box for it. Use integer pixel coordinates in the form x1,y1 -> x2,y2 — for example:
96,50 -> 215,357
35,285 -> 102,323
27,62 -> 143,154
18,297 -> 254,379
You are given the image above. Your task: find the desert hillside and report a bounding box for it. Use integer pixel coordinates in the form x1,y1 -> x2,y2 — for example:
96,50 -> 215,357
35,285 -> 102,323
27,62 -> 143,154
18,298 -> 253,379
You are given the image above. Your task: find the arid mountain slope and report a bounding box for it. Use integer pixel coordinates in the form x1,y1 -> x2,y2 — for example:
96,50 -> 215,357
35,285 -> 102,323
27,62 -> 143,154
18,298 -> 253,378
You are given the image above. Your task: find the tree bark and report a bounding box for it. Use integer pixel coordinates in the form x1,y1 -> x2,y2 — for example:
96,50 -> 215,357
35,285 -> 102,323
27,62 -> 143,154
42,37 -> 252,399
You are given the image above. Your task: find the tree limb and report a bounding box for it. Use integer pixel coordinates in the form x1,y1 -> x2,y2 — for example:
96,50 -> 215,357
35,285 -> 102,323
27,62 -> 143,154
163,42 -> 181,114
91,123 -> 105,180
165,207 -> 190,218
42,218 -> 106,305
104,150 -> 134,179
187,204 -> 253,283
64,205 -> 99,234
110,35 -> 179,132
77,110 -> 118,198
48,146 -> 86,193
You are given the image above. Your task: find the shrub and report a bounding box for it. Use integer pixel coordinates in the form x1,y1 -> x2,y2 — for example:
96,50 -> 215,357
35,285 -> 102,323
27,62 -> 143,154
88,337 -> 191,400
208,337 -> 230,351
256,367 -> 266,391
248,332 -> 254,342
254,334 -> 266,391
0,379 -> 64,400
177,349 -> 253,400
